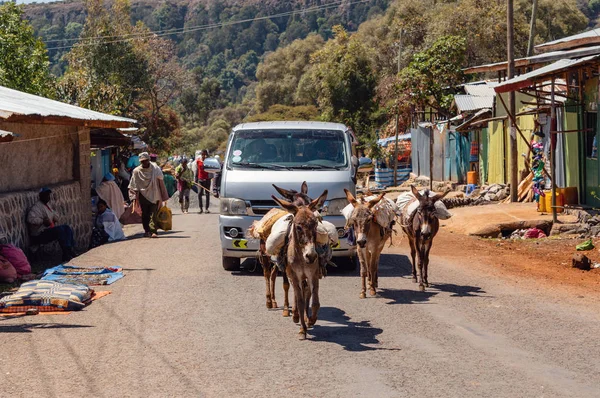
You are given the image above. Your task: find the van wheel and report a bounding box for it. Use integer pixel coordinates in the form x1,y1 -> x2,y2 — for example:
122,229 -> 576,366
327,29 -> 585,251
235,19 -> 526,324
334,256 -> 358,273
222,257 -> 241,271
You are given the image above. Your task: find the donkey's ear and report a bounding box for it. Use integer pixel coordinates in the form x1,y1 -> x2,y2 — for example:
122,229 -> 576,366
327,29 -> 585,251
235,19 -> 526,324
367,192 -> 386,209
344,189 -> 358,207
301,181 -> 308,195
432,190 -> 450,203
309,190 -> 328,211
272,184 -> 296,200
272,195 -> 298,214
411,185 -> 423,201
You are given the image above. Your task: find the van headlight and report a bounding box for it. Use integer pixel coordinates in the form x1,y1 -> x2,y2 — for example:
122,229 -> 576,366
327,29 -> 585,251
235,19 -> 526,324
322,198 -> 348,216
220,198 -> 248,215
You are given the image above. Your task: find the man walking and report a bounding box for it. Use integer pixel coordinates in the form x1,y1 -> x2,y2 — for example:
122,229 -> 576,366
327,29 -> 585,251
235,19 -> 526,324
175,158 -> 193,214
128,152 -> 169,238
195,149 -> 212,214
27,187 -> 77,262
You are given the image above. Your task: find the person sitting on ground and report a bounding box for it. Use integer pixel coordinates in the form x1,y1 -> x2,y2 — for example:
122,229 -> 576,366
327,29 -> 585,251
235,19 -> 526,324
96,172 -> 126,220
90,199 -> 126,248
175,158 -> 193,214
128,152 -> 169,238
27,187 -> 77,262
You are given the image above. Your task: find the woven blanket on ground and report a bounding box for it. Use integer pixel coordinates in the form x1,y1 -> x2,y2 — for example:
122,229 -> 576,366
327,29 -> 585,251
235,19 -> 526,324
0,280 -> 94,312
41,265 -> 124,286
0,291 -> 111,316
342,196 -> 398,228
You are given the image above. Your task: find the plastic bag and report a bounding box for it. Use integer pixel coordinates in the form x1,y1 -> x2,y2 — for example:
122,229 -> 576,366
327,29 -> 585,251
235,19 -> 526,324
576,239 -> 594,251
156,206 -> 173,231
120,202 -> 143,225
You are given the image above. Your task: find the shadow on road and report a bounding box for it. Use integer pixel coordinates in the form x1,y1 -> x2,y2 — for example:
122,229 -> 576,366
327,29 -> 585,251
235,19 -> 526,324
431,283 -> 489,297
310,307 -> 400,352
121,268 -> 156,272
128,231 -> 189,240
328,253 -> 412,278
0,323 -> 94,333
378,288 -> 438,305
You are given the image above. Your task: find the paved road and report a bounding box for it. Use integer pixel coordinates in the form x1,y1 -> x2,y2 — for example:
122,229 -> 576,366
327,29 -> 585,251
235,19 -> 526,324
2,205 -> 600,398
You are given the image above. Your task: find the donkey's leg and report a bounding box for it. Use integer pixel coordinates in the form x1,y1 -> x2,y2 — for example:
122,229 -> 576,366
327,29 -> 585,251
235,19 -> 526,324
292,276 -> 308,340
366,249 -> 375,294
370,247 -> 384,295
282,273 -> 291,317
303,280 -> 312,326
422,240 -> 433,287
358,248 -> 368,299
308,274 -> 320,327
260,249 -> 273,309
408,236 -> 417,283
269,266 -> 278,309
416,240 -> 427,291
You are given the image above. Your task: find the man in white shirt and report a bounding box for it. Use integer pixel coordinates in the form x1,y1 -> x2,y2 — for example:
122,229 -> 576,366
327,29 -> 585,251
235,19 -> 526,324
27,187 -> 77,262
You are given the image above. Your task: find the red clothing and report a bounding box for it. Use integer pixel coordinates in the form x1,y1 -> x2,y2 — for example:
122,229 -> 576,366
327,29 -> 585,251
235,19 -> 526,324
196,158 -> 209,180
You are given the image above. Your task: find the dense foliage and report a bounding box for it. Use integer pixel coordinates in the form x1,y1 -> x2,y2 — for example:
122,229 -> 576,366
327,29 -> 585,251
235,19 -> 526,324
7,0 -> 594,154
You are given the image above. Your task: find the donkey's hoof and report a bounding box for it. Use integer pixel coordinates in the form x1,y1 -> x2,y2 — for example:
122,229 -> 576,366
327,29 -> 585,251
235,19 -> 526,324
293,314 -> 300,323
298,330 -> 307,340
424,282 -> 429,288
307,320 -> 315,328
271,301 -> 278,309
359,292 -> 366,299
369,288 -> 377,296
282,308 -> 290,317
418,284 -> 425,292
412,277 -> 418,283
266,301 -> 272,309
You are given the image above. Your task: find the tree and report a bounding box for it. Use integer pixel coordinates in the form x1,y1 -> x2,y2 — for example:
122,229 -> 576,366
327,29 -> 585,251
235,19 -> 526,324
255,34 -> 324,112
392,35 -> 466,116
309,26 -> 379,137
0,2 -> 54,97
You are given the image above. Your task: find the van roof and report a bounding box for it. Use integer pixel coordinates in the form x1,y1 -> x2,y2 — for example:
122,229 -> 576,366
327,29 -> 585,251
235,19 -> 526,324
232,121 -> 348,132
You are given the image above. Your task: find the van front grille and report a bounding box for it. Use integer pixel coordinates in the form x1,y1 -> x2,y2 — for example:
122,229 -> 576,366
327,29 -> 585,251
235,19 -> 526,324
249,200 -> 278,215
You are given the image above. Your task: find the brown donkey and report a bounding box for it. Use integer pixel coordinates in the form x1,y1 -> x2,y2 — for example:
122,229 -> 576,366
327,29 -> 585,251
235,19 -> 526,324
258,182 -> 312,317
400,186 -> 448,291
273,189 -> 328,340
344,189 -> 390,298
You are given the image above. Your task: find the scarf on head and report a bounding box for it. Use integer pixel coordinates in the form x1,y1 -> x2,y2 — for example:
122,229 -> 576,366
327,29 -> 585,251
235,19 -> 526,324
129,163 -> 164,203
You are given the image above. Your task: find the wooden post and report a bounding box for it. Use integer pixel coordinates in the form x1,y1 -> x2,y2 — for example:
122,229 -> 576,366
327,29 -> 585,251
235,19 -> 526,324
507,0 -> 518,202
393,112 -> 400,186
429,112 -> 434,190
527,0 -> 538,57
551,78 -> 557,223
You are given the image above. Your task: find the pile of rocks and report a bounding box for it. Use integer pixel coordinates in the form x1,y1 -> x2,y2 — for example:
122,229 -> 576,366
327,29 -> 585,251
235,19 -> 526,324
550,210 -> 600,238
467,184 -> 510,202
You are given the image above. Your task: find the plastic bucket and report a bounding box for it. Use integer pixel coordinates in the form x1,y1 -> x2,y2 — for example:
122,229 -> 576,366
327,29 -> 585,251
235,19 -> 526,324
467,171 -> 478,185
543,191 -> 564,213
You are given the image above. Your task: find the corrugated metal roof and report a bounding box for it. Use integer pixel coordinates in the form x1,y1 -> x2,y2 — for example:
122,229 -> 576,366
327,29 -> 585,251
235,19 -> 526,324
464,44 -> 600,74
463,84 -> 496,97
453,95 -> 494,112
494,55 -> 600,93
536,28 -> 600,52
0,85 -> 136,127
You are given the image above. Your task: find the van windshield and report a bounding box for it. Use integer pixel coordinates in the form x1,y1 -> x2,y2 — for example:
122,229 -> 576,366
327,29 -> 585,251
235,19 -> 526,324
227,129 -> 348,170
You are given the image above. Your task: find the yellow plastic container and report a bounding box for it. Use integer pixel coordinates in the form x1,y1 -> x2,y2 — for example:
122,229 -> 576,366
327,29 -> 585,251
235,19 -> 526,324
542,191 -> 564,213
467,171 -> 478,185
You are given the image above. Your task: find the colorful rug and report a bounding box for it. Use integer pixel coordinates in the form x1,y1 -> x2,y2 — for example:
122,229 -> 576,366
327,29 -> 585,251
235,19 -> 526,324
42,265 -> 124,286
0,291 -> 111,317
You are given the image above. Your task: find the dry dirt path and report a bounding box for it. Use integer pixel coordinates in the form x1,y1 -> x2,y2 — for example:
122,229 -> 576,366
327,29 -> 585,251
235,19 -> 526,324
1,206 -> 599,398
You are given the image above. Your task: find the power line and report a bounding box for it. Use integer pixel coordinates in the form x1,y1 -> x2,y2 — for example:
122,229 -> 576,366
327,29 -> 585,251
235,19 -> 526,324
45,0 -> 373,51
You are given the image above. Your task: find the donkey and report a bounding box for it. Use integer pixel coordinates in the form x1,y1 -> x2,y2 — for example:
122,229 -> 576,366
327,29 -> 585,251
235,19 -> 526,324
258,182 -> 312,317
400,185 -> 448,291
273,189 -> 328,340
344,189 -> 390,298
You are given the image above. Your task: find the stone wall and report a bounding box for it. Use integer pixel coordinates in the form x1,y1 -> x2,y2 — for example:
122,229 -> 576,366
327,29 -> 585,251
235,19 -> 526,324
0,181 -> 91,250
0,122 -> 80,194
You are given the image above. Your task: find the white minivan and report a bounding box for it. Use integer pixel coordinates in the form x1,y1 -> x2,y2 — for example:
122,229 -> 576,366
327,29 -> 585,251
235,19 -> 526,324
219,121 -> 358,271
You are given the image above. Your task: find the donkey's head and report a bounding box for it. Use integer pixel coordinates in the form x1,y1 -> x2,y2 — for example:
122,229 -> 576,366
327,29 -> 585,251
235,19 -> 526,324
411,185 -> 448,241
344,189 -> 386,248
273,190 -> 328,264
273,181 -> 311,206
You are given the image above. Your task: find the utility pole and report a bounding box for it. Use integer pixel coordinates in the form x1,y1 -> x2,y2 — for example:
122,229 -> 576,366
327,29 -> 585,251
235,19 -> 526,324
508,0 -> 518,202
526,0 -> 538,57
393,30 -> 403,186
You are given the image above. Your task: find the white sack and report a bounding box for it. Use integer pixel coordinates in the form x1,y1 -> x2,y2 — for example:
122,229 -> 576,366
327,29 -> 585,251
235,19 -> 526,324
317,220 -> 338,245
396,190 -> 452,220
265,214 -> 292,256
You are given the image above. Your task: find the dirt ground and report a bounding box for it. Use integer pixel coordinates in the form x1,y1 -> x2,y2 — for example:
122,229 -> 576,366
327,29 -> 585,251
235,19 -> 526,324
392,228 -> 600,298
